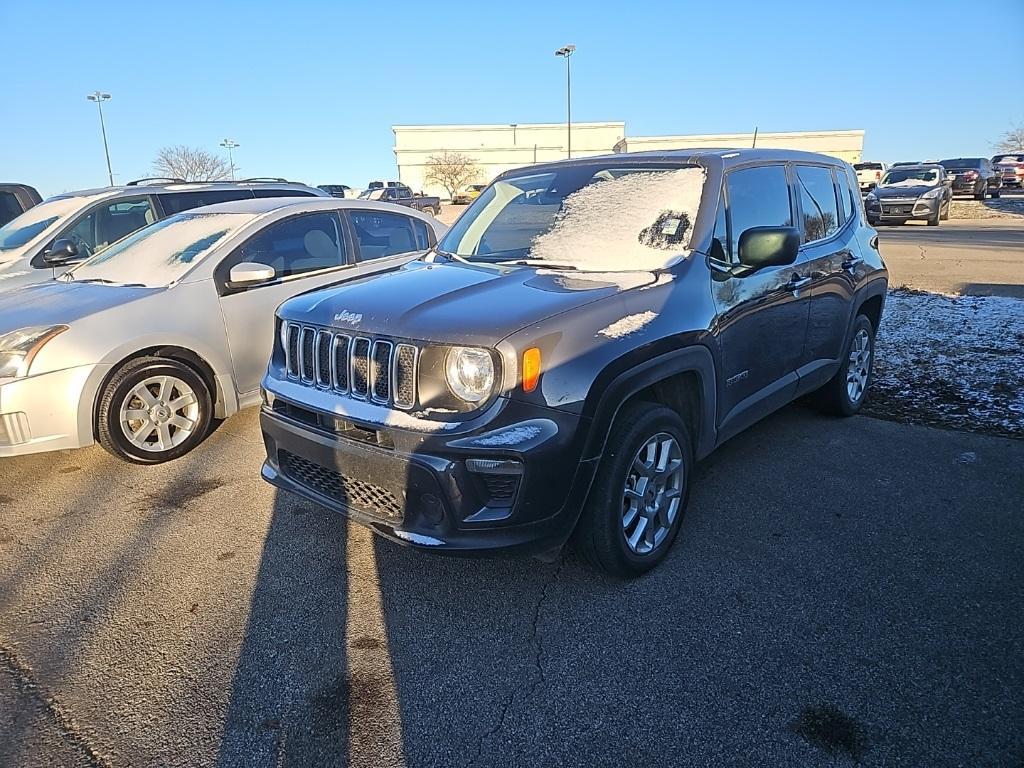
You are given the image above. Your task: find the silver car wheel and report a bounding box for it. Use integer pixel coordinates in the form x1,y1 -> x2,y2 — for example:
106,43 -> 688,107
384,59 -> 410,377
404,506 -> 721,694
621,432 -> 684,555
119,375 -> 200,452
846,328 -> 872,403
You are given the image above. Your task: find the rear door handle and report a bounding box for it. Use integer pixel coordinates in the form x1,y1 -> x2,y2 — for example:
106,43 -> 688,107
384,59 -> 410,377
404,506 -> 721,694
842,256 -> 864,273
786,275 -> 812,292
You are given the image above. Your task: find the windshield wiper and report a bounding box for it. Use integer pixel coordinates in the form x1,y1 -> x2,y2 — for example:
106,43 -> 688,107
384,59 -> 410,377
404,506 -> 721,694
72,277 -> 147,287
500,259 -> 578,270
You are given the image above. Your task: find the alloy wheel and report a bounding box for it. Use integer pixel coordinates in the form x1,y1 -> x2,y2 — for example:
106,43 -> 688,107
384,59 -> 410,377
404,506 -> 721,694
119,375 -> 200,452
846,329 -> 872,403
621,432 -> 685,555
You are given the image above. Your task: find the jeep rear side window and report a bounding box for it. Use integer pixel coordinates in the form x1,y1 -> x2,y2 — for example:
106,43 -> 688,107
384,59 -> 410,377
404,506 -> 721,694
835,169 -> 855,224
725,165 -> 792,258
795,165 -> 840,243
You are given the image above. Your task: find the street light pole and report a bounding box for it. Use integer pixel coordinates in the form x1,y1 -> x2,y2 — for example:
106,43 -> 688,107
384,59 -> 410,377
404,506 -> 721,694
220,138 -> 240,180
555,45 -> 575,159
86,91 -> 114,186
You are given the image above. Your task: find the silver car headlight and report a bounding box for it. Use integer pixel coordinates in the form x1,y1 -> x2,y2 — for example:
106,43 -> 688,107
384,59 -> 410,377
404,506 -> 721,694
0,325 -> 69,379
444,346 -> 495,403
921,187 -> 943,199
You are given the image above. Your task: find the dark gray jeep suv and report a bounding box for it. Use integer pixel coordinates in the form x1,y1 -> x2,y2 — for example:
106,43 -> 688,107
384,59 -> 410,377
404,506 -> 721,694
259,149 -> 888,576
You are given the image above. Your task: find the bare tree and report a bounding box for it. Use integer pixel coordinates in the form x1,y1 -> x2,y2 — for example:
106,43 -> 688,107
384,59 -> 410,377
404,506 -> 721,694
993,124 -> 1024,153
152,145 -> 233,181
423,152 -> 481,199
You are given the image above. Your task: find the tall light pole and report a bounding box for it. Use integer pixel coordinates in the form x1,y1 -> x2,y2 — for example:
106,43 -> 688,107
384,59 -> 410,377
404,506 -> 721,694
220,138 -> 240,180
554,45 -> 576,159
86,91 -> 114,186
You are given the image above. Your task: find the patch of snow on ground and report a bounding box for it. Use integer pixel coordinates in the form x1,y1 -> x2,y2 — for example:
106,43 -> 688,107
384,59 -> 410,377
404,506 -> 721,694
867,289 -> 1024,438
471,425 -> 543,447
529,168 -> 705,271
598,311 -> 658,339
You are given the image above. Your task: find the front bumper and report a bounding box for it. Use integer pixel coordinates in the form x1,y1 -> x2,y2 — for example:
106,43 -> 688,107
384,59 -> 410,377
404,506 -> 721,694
0,364 -> 101,457
867,197 -> 939,221
259,389 -> 596,556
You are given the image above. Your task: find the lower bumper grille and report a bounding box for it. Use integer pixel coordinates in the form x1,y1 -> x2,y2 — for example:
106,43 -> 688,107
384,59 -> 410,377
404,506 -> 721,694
280,450 -> 403,521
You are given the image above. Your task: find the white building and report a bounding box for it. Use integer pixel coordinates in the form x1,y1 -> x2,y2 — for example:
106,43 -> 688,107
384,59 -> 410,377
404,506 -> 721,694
392,123 -> 865,199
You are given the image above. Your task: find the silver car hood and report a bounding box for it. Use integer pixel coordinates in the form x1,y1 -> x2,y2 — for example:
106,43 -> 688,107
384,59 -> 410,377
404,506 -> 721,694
0,281 -> 160,335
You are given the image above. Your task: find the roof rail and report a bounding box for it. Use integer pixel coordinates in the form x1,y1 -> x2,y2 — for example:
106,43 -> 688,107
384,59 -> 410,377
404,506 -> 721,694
241,176 -> 291,183
127,176 -> 186,186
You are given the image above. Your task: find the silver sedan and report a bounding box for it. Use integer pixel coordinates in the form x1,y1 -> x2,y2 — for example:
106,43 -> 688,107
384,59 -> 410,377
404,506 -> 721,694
0,197 -> 446,463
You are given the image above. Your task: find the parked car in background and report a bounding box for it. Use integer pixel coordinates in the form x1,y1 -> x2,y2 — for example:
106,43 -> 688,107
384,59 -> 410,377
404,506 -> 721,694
0,184 -> 42,227
0,198 -> 446,463
992,153 -> 1024,188
358,184 -> 441,216
452,184 -> 487,204
318,184 -> 360,199
865,164 -> 952,226
260,149 -> 887,575
938,157 -> 1002,199
853,162 -> 887,193
0,178 -> 327,294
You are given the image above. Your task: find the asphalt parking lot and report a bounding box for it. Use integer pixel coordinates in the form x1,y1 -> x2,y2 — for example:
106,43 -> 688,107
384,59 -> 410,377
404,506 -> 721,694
2,404 -> 1022,767
875,216 -> 1024,297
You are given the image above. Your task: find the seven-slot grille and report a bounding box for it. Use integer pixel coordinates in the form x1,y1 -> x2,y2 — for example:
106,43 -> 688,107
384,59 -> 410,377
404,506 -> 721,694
283,322 -> 417,409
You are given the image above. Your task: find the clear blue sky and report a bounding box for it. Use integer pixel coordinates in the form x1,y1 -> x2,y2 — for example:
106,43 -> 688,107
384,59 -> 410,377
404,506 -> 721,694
3,0 -> 1021,197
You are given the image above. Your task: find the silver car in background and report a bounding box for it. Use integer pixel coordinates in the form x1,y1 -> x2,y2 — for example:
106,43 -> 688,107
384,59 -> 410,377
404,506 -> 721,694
0,198 -> 446,463
0,178 -> 327,294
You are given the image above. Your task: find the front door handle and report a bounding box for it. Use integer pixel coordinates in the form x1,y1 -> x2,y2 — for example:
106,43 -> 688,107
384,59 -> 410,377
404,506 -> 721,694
786,275 -> 812,292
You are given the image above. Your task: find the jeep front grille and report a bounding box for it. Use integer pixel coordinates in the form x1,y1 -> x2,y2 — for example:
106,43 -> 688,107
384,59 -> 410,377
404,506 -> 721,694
283,322 -> 418,410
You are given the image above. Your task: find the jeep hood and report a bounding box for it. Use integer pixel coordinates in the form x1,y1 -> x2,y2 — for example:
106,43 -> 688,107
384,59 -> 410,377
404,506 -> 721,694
279,259 -> 657,345
0,280 -> 159,335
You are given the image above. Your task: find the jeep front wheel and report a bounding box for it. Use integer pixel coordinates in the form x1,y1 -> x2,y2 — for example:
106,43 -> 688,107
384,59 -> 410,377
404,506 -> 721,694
574,403 -> 692,576
96,356 -> 213,464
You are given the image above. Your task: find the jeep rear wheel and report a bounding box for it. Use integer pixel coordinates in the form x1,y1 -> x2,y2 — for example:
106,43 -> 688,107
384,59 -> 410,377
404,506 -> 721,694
812,314 -> 875,417
97,356 -> 213,464
574,403 -> 692,576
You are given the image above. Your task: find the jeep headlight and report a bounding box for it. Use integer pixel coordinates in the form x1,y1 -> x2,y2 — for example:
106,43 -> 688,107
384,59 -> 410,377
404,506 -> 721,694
0,325 -> 68,379
444,346 -> 495,403
922,187 -> 943,199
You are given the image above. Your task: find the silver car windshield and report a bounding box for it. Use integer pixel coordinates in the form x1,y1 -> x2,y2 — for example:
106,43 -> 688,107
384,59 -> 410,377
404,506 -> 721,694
64,212 -> 251,288
0,197 -> 85,253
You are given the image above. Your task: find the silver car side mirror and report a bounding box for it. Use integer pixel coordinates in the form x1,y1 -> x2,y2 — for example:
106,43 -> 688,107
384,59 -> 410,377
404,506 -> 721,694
228,262 -> 276,287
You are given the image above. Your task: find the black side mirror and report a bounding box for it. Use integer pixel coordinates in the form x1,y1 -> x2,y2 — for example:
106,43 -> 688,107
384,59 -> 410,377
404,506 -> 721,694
43,238 -> 80,266
737,226 -> 800,272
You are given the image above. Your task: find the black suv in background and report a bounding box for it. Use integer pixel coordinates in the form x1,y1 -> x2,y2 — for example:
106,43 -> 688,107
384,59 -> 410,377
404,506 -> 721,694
0,183 -> 41,226
260,150 -> 887,576
938,157 -> 1002,199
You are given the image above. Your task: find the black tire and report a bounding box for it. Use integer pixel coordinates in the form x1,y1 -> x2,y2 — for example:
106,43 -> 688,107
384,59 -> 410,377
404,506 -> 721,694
96,356 -> 213,464
974,184 -> 986,201
927,207 -> 940,226
573,403 -> 692,577
990,188 -> 1000,199
812,314 -> 875,417
940,199 -> 950,220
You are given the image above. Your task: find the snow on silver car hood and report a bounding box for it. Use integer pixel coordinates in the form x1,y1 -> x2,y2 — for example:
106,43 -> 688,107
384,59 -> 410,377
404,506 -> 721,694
0,281 -> 159,335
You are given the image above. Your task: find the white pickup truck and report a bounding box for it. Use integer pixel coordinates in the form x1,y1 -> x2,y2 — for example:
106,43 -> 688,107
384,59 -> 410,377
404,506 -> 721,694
853,162 -> 888,193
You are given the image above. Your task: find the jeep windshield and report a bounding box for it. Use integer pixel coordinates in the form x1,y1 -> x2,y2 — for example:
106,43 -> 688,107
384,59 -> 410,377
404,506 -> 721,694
437,164 -> 706,272
62,211 -> 252,288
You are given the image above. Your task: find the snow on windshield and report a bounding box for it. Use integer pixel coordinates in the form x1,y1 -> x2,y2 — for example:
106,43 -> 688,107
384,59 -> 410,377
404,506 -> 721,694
66,212 -> 252,288
529,168 -> 706,271
882,173 -> 939,187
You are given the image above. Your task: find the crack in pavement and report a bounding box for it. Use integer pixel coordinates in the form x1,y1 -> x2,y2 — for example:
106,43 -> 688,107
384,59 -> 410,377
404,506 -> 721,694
0,641 -> 111,767
464,557 -> 565,768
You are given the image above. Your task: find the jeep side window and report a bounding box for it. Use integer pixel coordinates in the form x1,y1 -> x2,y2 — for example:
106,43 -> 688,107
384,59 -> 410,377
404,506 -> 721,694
725,165 -> 792,259
835,168 -> 855,224
795,165 -> 840,243
237,212 -> 346,278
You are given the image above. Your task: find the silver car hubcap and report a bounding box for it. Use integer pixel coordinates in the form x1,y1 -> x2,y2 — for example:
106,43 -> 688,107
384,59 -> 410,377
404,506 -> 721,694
847,329 -> 871,403
621,432 -> 684,555
119,375 -> 200,452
